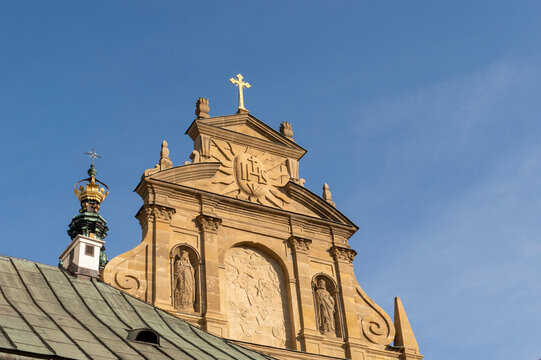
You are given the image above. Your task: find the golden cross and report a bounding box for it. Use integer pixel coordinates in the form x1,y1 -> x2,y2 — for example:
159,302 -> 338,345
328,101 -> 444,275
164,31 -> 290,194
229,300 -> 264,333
229,74 -> 251,111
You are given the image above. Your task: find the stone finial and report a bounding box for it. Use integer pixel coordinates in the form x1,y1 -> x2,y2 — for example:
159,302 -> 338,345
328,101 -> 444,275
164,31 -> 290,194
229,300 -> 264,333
159,140 -> 173,169
394,297 -> 420,354
322,183 -> 336,207
195,97 -> 210,118
279,121 -> 294,140
143,140 -> 173,177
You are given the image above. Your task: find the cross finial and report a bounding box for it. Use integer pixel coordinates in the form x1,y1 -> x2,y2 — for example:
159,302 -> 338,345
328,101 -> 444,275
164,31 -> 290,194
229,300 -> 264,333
229,74 -> 251,113
84,148 -> 101,166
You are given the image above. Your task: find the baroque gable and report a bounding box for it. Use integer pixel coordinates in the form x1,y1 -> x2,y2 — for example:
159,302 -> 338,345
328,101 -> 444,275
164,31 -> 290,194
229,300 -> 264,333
104,98 -> 421,360
140,115 -> 354,225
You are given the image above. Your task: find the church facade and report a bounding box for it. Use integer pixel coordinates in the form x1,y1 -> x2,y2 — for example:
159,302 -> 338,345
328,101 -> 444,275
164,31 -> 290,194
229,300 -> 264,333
102,78 -> 422,360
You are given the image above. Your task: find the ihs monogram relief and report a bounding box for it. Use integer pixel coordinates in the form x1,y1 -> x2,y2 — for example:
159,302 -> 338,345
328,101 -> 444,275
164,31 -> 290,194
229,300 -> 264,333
234,153 -> 268,197
211,139 -> 291,208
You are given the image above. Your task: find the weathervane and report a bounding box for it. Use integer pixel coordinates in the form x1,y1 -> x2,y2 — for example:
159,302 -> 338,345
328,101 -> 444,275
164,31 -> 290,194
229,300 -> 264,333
85,148 -> 101,166
229,74 -> 251,113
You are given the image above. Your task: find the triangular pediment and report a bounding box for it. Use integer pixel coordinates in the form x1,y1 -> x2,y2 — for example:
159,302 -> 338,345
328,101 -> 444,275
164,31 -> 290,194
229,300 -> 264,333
186,113 -> 306,160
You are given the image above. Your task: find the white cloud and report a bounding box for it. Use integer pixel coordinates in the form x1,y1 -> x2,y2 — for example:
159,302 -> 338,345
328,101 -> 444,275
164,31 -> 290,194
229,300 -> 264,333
349,58 -> 541,359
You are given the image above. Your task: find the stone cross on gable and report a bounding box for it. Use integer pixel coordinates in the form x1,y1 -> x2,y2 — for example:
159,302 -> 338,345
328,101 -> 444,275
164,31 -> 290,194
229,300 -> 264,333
229,74 -> 251,112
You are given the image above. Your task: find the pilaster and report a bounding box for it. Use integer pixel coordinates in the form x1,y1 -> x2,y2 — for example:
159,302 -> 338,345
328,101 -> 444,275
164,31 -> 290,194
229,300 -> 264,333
136,204 -> 175,308
288,236 -> 321,353
330,245 -> 365,360
195,213 -> 226,337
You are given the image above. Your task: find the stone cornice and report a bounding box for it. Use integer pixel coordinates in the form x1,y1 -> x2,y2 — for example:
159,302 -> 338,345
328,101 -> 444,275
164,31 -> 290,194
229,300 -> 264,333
146,162 -> 221,182
135,204 -> 176,225
287,236 -> 312,255
186,119 -> 306,160
195,214 -> 222,233
286,182 -> 358,229
143,178 -> 358,235
330,245 -> 357,263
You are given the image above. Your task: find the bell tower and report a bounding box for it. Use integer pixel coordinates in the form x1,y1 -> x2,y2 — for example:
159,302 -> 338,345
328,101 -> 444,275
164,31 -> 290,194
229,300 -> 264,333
103,76 -> 422,360
60,151 -> 109,278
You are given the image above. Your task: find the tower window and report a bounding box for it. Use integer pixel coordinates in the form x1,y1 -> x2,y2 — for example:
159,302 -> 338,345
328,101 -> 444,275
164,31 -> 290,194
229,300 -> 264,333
85,244 -> 94,257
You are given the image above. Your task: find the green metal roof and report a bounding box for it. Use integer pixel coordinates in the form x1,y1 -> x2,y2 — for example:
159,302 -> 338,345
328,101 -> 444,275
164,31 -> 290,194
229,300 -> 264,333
0,255 -> 275,360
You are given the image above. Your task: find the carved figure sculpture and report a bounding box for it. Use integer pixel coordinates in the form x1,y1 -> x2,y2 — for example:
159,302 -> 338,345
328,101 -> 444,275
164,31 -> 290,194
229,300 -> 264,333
315,279 -> 336,334
173,250 -> 195,311
225,247 -> 289,348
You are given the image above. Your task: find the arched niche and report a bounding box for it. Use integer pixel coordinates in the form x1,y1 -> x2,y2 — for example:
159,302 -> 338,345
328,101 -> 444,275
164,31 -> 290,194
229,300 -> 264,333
170,244 -> 200,313
312,273 -> 343,338
224,245 -> 292,349
221,240 -> 292,283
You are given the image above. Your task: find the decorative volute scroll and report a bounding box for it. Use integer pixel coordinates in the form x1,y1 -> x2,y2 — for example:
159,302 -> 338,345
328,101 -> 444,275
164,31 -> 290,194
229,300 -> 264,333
195,214 -> 221,233
102,242 -> 148,301
330,245 -> 357,263
136,204 -> 176,225
287,236 -> 312,255
356,285 -> 396,346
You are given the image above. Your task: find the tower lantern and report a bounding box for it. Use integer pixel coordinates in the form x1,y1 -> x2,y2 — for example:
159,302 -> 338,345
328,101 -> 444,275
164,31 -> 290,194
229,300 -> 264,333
60,150 -> 109,278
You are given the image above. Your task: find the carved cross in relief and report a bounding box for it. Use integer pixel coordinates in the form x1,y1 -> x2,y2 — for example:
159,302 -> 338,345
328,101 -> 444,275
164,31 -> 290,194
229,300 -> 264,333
229,74 -> 251,111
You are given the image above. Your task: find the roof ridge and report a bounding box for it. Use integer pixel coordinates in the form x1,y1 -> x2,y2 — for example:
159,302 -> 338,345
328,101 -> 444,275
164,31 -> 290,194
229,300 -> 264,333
0,254 -> 58,269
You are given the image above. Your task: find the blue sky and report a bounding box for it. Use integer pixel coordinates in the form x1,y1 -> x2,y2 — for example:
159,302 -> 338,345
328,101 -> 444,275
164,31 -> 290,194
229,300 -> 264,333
1,2 -> 540,359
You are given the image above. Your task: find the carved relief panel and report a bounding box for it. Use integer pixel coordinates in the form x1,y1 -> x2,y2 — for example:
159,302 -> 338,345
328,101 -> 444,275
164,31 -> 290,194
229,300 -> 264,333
209,139 -> 292,208
171,245 -> 200,313
312,274 -> 343,338
224,246 -> 291,348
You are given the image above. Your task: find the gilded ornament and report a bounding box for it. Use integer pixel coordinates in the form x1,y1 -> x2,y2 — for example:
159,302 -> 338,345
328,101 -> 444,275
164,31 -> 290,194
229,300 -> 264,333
229,74 -> 251,113
73,152 -> 108,213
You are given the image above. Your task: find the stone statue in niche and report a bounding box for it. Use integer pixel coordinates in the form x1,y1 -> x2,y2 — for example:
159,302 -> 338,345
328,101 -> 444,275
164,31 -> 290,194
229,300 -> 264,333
315,279 -> 336,334
173,250 -> 195,311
